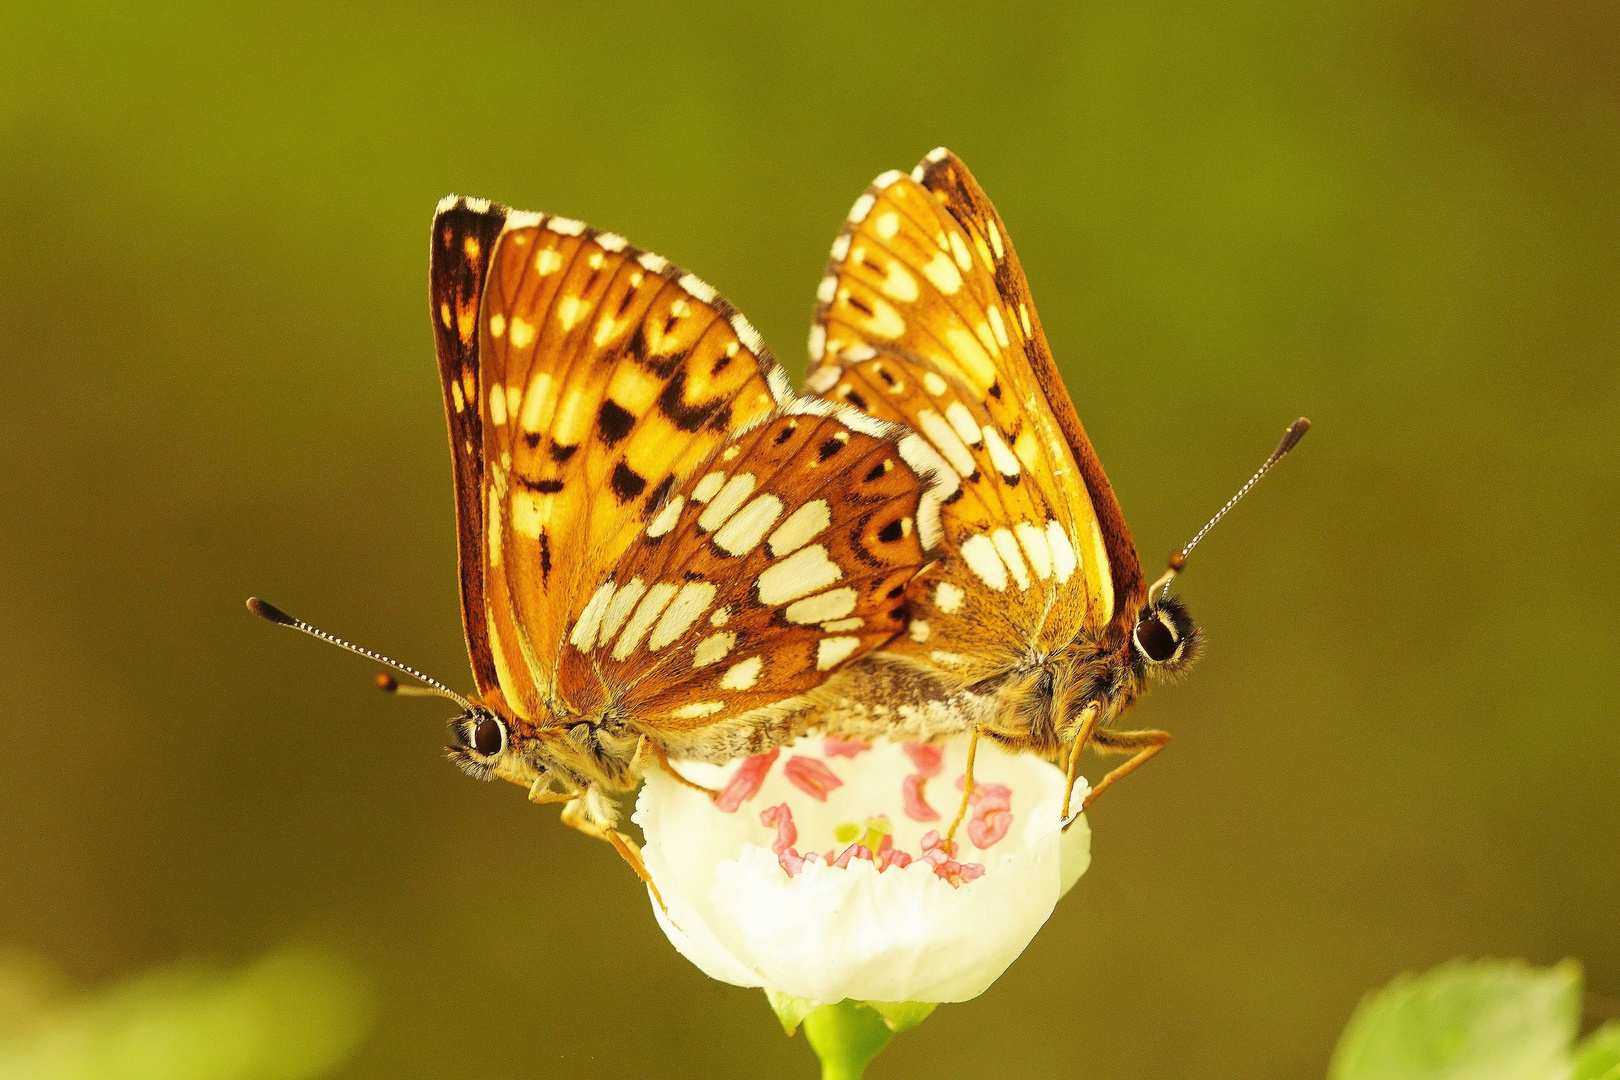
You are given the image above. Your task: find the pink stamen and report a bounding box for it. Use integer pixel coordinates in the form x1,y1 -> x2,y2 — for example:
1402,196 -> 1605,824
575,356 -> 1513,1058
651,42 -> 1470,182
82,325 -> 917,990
969,804 -> 1013,849
830,843 -> 873,869
715,749 -> 779,812
784,755 -> 844,801
903,742 -> 944,776
902,773 -> 941,822
879,847 -> 913,870
822,737 -> 872,758
759,803 -> 798,855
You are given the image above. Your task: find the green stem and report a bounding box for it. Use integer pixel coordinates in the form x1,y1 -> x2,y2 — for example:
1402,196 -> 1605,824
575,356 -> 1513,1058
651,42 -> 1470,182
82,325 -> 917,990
801,1000 -> 895,1080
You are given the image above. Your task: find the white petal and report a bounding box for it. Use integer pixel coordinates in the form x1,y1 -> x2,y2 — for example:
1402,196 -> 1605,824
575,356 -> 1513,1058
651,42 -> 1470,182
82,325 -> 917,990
634,735 -> 1090,1004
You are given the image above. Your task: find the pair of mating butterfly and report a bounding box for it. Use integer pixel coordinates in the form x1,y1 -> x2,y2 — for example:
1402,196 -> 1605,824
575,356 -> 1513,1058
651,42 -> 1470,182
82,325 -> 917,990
252,148 -> 1306,885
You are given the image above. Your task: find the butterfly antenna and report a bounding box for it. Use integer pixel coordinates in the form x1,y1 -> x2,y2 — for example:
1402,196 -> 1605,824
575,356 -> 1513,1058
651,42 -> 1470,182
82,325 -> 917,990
1150,417 -> 1312,600
246,597 -> 473,710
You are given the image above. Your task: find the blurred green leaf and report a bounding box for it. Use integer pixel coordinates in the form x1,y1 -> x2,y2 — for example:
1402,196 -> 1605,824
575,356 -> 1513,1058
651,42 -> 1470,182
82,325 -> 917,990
1329,959 -> 1581,1080
0,946 -> 370,1080
1574,1024 -> 1620,1080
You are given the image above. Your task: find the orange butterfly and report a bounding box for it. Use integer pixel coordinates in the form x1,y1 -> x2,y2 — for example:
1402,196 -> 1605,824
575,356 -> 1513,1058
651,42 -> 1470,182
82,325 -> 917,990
421,197 -> 966,881
802,149 -> 1306,832
253,198 -> 957,892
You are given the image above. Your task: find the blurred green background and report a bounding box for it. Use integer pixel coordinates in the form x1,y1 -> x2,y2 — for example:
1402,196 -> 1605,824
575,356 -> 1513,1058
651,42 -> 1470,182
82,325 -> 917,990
2,2 -> 1615,1077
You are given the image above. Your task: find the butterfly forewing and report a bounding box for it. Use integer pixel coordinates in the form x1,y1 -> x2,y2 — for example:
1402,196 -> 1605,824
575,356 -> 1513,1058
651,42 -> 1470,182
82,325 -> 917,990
430,198 -> 510,697
805,151 -> 1148,669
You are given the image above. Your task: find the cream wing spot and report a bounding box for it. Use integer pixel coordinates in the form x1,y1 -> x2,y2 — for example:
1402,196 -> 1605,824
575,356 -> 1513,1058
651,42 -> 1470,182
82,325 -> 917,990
922,251 -> 963,295
984,427 -> 1022,478
767,500 -> 830,557
988,305 -> 1010,347
547,216 -> 585,236
648,582 -> 716,651
508,316 -> 536,349
935,581 -> 965,613
878,260 -> 919,302
693,632 -> 736,667
875,211 -> 900,239
697,474 -> 757,532
646,495 -> 685,538
960,534 -> 1008,590
917,409 -> 976,477
821,618 -> 864,632
709,606 -> 731,627
988,220 -> 1004,260
489,313 -> 506,338
816,636 -> 861,671
945,401 -> 982,445
536,248 -> 562,275
909,619 -> 932,642
1015,522 -> 1053,580
691,471 -> 725,504
992,528 -> 1031,589
637,251 -> 668,273
830,233 -> 851,262
1019,303 -> 1032,336
805,366 -> 840,394
712,494 -> 783,556
809,323 -> 827,362
672,701 -> 724,719
720,655 -> 762,690
487,386 -> 507,425
613,582 -> 678,661
816,275 -> 837,304
922,371 -> 948,396
848,193 -> 876,224
758,544 -> 842,605
783,587 -> 858,625
599,578 -> 647,647
949,232 -> 973,272
450,380 -> 465,414
570,581 -> 617,651
856,295 -> 906,339
1047,521 -> 1078,583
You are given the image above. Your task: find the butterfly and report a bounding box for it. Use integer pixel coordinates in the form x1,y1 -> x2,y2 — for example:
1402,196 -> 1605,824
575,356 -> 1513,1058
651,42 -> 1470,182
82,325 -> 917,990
801,148 -> 1255,830
423,196 -> 956,884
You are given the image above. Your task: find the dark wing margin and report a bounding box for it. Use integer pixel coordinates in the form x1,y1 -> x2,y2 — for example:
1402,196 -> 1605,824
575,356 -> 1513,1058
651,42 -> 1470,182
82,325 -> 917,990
429,195 -> 509,696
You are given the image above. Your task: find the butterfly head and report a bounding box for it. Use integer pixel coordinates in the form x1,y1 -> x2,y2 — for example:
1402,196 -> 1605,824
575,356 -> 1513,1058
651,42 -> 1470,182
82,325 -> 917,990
1131,594 -> 1202,679
445,704 -> 512,780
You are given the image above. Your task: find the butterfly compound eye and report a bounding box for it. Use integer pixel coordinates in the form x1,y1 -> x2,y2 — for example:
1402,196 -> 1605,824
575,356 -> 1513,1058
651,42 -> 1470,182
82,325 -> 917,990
1134,616 -> 1179,663
473,716 -> 505,757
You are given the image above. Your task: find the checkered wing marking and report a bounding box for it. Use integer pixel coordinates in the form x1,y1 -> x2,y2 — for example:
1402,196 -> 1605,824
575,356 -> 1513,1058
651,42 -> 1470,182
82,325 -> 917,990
562,400 -> 957,731
805,149 -> 1147,666
430,197 -> 790,720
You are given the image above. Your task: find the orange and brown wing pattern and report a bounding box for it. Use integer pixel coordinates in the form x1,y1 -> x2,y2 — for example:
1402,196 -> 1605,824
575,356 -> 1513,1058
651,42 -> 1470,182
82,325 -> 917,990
559,399 -> 957,740
806,149 -> 1147,658
431,196 -> 791,722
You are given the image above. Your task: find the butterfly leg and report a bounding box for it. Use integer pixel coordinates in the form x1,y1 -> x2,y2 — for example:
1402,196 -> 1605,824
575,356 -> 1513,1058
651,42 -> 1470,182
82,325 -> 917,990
647,739 -> 721,799
1060,703 -> 1102,825
558,797 -> 668,913
1080,727 -> 1171,811
944,725 -> 982,846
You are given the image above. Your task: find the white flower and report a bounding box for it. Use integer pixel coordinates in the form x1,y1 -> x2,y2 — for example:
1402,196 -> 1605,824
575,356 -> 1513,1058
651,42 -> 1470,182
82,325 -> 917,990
633,733 -> 1092,1005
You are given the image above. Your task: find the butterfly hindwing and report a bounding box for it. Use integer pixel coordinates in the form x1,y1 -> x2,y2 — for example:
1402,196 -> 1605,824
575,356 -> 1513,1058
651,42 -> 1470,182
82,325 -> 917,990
563,400 -> 955,743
